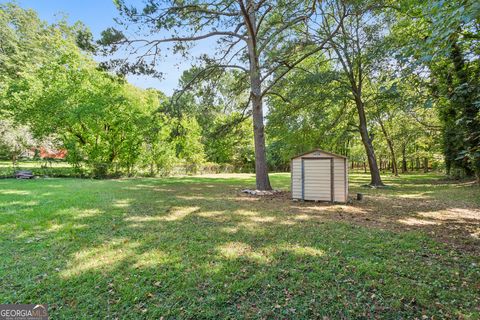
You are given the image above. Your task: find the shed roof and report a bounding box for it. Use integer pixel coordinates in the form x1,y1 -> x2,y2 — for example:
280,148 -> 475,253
291,149 -> 347,160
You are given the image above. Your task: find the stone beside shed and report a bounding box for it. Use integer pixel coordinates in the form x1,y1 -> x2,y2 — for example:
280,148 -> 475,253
291,149 -> 348,203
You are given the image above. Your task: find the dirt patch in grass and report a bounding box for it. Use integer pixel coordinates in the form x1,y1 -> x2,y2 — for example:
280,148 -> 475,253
349,195 -> 480,254
237,188 -> 480,255
238,190 -> 291,200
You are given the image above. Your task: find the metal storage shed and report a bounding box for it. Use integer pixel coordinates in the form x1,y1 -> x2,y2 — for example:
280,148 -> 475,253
291,149 -> 348,203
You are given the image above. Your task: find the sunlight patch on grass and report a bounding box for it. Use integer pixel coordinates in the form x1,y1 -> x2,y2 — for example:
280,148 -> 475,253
397,193 -> 432,199
127,223 -> 143,229
74,209 -> 103,219
112,199 -> 132,208
125,206 -> 200,222
237,221 -> 265,231
0,189 -> 31,195
398,218 -> 440,226
249,216 -> 276,223
44,222 -> 88,234
220,226 -> 238,234
419,208 -> 480,221
177,195 -> 209,200
163,206 -> 199,221
123,184 -> 175,192
122,184 -> 166,191
234,209 -> 258,217
197,210 -> 225,218
279,244 -> 325,257
339,205 -> 368,215
125,216 -> 160,223
279,220 -> 296,225
43,184 -> 63,188
293,214 -> 313,221
218,242 -> 269,263
0,223 -> 16,233
46,223 -> 63,232
133,249 -> 171,269
0,200 -> 39,207
133,184 -> 156,189
61,239 -> 140,278
54,207 -> 95,219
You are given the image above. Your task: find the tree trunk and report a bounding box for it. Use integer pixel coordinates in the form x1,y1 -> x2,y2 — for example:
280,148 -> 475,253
245,1 -> 271,190
378,118 -> 398,176
251,93 -> 271,190
356,99 -> 384,186
423,157 -> 428,173
12,152 -> 17,168
401,144 -> 407,173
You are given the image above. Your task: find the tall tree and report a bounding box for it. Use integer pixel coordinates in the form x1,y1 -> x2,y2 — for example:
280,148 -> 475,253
320,2 -> 388,186
392,0 -> 480,181
100,0 -> 346,190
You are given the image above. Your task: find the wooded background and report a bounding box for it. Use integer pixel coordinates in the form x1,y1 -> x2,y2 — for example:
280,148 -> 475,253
0,0 -> 478,186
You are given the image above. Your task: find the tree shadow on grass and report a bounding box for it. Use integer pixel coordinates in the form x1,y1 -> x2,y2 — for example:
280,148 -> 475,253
0,176 -> 479,318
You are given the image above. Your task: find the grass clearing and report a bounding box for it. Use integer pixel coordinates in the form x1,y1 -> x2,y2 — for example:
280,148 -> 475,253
0,173 -> 479,318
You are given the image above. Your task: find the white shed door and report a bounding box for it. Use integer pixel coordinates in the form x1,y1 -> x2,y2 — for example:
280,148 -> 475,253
303,159 -> 332,201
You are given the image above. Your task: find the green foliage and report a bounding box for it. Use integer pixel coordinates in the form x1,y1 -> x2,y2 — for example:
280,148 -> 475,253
203,114 -> 254,170
0,3 -> 51,84
139,114 -> 177,176
265,49 -> 441,174
174,116 -> 206,174
173,69 -> 255,172
392,0 -> 480,180
0,3 -> 183,177
8,53 -> 158,176
2,1 -> 479,181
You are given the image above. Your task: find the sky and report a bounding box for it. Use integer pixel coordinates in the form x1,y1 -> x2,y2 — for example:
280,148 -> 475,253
7,0 -> 214,95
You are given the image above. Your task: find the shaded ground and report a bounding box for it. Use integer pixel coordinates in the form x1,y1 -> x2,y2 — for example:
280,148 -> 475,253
0,173 -> 479,319
240,175 -> 480,254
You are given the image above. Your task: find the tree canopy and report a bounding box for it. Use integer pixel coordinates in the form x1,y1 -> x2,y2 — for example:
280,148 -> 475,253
0,0 -> 479,183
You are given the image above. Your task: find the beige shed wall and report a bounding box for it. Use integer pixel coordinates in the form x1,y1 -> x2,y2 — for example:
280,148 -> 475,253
291,158 -> 302,199
333,157 -> 347,202
291,150 -> 348,203
304,159 -> 331,201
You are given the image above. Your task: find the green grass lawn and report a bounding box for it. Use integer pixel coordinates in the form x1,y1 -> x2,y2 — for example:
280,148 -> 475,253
0,173 -> 479,318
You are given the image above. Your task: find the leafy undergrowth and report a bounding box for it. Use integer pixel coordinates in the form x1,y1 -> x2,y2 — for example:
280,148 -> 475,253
0,160 -> 80,178
0,173 -> 478,318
